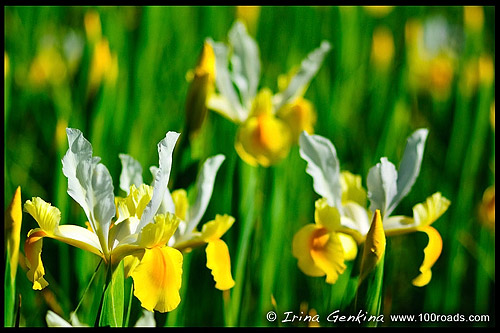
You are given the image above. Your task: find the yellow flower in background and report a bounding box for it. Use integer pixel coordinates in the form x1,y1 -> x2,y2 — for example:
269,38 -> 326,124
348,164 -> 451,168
185,41 -> 216,139
84,10 -> 118,96
28,46 -> 68,87
478,54 -> 494,87
371,26 -> 394,71
5,186 -> 22,281
292,198 -> 358,284
405,17 -> 458,101
118,152 -> 235,291
464,6 -> 484,32
24,128 -> 184,312
478,185 -> 495,230
235,89 -> 292,167
5,51 -> 9,78
363,6 -> 394,18
205,20 -> 331,167
297,129 -> 451,286
235,6 -> 261,35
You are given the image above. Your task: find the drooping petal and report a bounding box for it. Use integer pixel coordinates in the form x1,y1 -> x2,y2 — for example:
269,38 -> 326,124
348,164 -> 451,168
205,239 -> 235,290
186,155 -> 225,234
137,132 -> 180,232
24,197 -> 103,257
46,310 -> 73,327
309,229 -> 347,284
412,225 -> 443,287
299,131 -> 343,210
292,224 -> 326,277
235,113 -> 292,167
129,246 -> 183,313
24,229 -> 49,290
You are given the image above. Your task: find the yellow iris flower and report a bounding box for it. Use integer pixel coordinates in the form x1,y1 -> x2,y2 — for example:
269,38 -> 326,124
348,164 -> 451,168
23,128 -> 184,312
204,20 -> 331,167
118,152 -> 235,290
295,129 -> 451,286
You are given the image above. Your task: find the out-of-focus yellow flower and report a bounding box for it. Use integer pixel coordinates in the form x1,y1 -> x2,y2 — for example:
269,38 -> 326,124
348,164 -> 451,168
5,186 -> 22,281
84,10 -> 102,44
293,198 -> 358,284
371,26 -> 394,71
28,47 -> 68,87
235,89 -> 292,167
490,101 -> 495,131
206,21 -> 331,167
185,41 -> 216,139
363,6 -> 394,18
235,6 -> 261,35
428,55 -> 454,100
478,185 -> 495,230
479,54 -> 494,87
88,38 -> 118,95
464,6 -> 484,32
4,51 -> 9,78
24,128 -> 184,313
405,17 -> 457,101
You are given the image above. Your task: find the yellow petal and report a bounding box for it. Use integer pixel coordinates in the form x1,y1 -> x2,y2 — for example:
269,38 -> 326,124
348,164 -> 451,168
413,192 -> 451,227
130,246 -> 183,312
359,210 -> 386,282
205,239 -> 235,290
292,224 -> 346,284
292,224 -> 325,277
200,214 -> 235,242
24,197 -> 61,234
310,228 -> 346,284
412,225 -> 443,287
338,233 -> 358,261
235,113 -> 292,167
6,186 -> 22,280
171,189 -> 189,221
138,213 -> 180,248
314,198 -> 341,231
276,97 -> 317,143
24,229 -> 49,290
340,171 -> 367,207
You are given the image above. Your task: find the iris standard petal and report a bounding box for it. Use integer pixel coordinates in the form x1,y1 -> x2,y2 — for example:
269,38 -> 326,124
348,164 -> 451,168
129,246 -> 183,313
205,239 -> 235,290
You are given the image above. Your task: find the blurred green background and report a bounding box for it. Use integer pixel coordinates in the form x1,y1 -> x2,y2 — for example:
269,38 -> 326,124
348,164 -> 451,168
4,6 -> 495,327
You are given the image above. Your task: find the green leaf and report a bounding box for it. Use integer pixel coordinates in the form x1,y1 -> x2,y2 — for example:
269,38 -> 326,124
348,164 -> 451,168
4,253 -> 15,327
98,262 -> 125,327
